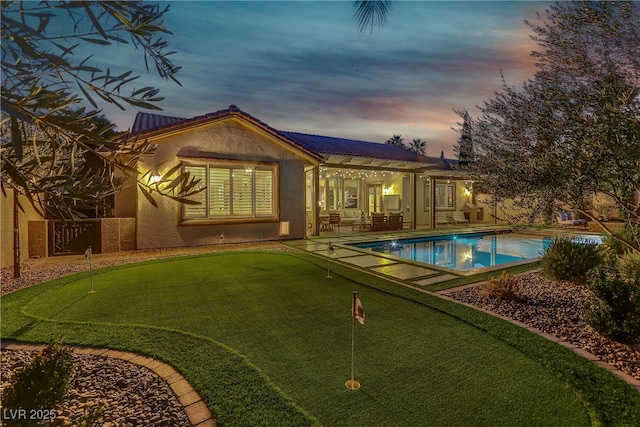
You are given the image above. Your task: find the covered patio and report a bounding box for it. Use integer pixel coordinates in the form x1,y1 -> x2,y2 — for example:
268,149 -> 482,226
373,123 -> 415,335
283,131 -> 492,237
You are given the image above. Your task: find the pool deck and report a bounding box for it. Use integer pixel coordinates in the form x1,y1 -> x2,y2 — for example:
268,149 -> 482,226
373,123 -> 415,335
290,225 -> 606,284
291,225 -> 523,285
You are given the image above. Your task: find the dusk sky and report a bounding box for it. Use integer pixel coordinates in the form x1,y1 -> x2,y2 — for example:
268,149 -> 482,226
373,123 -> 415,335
100,1 -> 553,157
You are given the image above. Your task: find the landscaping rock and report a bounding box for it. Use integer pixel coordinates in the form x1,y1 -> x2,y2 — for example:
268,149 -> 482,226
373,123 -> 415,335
1,351 -> 190,427
3,242 -> 637,424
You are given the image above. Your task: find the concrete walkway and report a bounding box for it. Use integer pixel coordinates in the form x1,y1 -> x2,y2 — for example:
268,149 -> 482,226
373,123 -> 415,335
1,340 -> 217,427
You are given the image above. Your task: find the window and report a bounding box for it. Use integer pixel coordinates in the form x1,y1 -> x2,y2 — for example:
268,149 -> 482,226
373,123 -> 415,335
436,184 -> 455,209
182,163 -> 277,221
424,182 -> 455,210
343,179 -> 359,208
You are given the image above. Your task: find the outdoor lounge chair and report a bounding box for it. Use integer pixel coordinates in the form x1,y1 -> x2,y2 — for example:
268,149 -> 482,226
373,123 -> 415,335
387,213 -> 403,230
329,213 -> 341,231
371,213 -> 387,231
452,211 -> 470,225
435,212 -> 450,225
556,211 -> 586,227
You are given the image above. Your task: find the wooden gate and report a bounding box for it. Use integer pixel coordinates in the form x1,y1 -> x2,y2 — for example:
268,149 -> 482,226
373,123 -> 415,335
49,220 -> 101,256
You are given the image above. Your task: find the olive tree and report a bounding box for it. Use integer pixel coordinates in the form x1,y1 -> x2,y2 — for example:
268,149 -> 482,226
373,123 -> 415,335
1,1 -> 201,219
462,1 -> 639,252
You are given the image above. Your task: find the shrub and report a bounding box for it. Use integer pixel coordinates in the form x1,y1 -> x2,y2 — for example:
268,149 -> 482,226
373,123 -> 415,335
617,250 -> 640,282
481,271 -> 524,302
1,341 -> 74,419
598,244 -> 619,268
540,237 -> 601,284
585,266 -> 640,345
601,226 -> 640,259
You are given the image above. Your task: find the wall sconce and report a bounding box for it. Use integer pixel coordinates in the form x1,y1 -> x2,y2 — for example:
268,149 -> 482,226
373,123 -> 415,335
150,175 -> 162,184
464,188 -> 472,197
383,187 -> 391,195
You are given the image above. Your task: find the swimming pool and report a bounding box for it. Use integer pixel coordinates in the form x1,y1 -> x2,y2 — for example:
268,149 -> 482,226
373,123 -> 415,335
349,232 -> 601,272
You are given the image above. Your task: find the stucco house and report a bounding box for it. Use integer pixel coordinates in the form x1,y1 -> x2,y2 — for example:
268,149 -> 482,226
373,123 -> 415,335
125,105 -> 324,249
1,105 -> 482,267
125,105 -> 480,247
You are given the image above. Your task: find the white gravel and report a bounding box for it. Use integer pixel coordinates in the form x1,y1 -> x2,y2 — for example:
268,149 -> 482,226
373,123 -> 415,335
2,243 -> 637,423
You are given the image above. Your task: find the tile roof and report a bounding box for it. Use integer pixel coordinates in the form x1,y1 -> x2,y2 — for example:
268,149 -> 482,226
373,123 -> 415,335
130,105 -> 272,136
279,131 -> 451,167
131,112 -> 184,134
129,106 -> 455,169
130,105 -> 323,163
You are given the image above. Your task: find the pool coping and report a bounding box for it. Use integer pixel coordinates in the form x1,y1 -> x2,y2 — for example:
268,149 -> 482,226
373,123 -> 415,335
293,227 -> 604,278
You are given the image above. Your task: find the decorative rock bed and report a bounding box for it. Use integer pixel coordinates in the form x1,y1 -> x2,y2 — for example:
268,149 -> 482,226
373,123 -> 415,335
1,351 -> 190,427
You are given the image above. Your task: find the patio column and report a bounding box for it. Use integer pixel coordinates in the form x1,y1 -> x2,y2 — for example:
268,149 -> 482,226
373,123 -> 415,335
313,165 -> 320,236
411,172 -> 417,229
429,177 -> 436,229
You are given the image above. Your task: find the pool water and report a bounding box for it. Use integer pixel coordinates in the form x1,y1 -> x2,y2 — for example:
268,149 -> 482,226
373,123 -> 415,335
350,232 -> 601,272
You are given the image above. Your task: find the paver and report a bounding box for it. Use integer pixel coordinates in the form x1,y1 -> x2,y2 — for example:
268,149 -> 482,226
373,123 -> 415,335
371,264 -> 437,280
413,274 -> 459,287
339,255 -> 397,268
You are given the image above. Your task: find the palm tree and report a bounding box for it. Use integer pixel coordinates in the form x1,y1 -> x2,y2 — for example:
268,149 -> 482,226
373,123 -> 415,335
410,139 -> 427,155
353,0 -> 393,32
385,134 -> 405,147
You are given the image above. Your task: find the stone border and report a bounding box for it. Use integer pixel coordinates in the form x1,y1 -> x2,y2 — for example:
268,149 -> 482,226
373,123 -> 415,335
0,341 -> 217,427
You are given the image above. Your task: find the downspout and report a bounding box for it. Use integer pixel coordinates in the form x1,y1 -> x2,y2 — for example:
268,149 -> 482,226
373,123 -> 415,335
13,189 -> 20,278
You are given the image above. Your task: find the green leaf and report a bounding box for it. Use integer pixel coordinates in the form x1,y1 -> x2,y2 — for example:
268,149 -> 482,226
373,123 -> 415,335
79,37 -> 111,46
10,117 -> 23,162
138,184 -> 158,208
169,196 -> 202,205
83,3 -> 107,38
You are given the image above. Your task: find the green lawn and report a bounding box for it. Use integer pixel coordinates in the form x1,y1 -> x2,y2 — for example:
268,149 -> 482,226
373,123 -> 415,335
3,252 -> 639,426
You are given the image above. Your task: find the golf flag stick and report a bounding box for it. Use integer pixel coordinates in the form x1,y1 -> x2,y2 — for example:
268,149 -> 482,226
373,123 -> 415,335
85,246 -> 94,293
346,291 -> 364,390
326,242 -> 334,278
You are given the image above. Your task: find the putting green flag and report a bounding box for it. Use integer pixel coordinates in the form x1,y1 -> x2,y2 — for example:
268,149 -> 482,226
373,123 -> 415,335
354,294 -> 365,325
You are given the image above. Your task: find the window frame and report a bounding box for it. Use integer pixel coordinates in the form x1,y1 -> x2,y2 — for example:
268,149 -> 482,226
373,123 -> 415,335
181,160 -> 279,224
424,182 -> 456,210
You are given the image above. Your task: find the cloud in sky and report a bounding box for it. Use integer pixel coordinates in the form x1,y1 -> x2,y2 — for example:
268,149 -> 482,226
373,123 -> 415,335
95,1 -> 551,157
